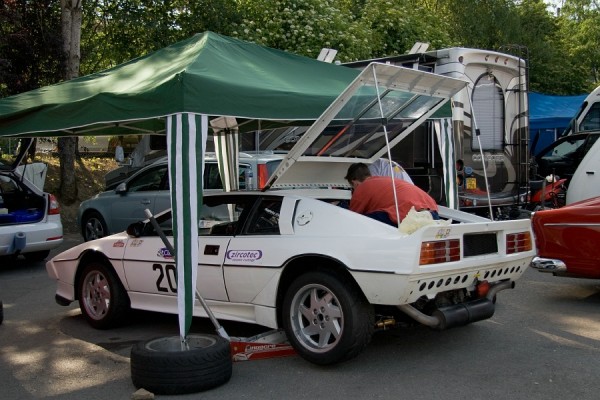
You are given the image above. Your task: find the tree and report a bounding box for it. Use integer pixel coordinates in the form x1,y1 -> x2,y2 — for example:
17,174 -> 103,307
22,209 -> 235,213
558,0 -> 600,91
79,0 -> 240,74
57,0 -> 82,205
440,0 -> 521,50
0,0 -> 64,97
515,0 -> 588,94
359,0 -> 452,56
233,0 -> 372,62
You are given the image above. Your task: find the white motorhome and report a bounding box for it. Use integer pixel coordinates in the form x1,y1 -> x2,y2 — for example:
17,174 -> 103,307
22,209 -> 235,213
563,85 -> 600,135
536,84 -> 600,204
566,136 -> 600,204
344,47 -> 530,218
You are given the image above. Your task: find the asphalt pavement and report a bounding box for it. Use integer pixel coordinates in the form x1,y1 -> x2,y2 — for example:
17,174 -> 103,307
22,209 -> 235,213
1,233 -> 600,399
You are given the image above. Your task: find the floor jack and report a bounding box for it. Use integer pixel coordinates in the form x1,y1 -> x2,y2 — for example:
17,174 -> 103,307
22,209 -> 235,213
144,209 -> 296,362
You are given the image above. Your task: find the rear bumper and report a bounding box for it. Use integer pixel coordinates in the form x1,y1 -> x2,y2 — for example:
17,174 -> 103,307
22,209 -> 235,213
0,221 -> 63,256
531,257 -> 567,274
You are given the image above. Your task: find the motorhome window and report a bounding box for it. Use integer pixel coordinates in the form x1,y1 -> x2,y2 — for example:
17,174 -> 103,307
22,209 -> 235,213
471,76 -> 504,151
579,102 -> 600,132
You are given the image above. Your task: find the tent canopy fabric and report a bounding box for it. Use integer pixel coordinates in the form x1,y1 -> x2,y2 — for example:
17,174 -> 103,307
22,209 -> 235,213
528,91 -> 587,155
0,31 -> 362,137
529,92 -> 587,132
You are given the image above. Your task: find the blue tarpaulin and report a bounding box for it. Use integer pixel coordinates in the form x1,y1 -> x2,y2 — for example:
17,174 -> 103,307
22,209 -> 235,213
529,92 -> 587,155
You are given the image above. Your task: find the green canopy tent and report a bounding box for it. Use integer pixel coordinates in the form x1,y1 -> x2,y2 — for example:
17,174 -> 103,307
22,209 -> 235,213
0,31 -> 362,138
0,31 -> 362,341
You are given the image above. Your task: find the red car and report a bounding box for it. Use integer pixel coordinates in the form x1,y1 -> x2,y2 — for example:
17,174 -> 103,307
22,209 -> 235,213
531,196 -> 600,278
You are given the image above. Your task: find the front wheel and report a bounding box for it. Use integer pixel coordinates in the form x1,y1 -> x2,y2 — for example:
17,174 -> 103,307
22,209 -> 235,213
78,261 -> 130,329
82,211 -> 108,241
282,270 -> 374,365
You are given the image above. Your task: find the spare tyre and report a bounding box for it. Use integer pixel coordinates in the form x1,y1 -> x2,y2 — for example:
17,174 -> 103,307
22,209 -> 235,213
130,334 -> 232,395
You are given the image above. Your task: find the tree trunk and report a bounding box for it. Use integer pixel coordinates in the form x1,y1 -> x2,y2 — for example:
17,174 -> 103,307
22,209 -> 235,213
58,0 -> 82,205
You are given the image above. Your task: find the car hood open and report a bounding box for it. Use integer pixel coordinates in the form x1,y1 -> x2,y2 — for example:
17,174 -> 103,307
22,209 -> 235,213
264,63 -> 469,190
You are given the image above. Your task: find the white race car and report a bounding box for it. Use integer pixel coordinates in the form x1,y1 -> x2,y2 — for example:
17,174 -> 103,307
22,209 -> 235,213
46,64 -> 536,365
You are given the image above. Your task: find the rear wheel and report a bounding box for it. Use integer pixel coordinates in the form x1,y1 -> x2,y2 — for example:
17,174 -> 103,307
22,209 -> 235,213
82,211 -> 108,241
78,261 -> 130,329
282,270 -> 374,365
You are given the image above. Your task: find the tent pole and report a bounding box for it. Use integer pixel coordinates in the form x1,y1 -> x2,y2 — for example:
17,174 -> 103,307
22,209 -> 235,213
143,209 -> 230,341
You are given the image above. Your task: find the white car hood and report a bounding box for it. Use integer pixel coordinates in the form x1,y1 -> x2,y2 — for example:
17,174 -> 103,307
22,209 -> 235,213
265,63 -> 469,189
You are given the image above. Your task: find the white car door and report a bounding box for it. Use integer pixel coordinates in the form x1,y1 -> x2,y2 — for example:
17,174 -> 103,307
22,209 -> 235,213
223,196 -> 286,303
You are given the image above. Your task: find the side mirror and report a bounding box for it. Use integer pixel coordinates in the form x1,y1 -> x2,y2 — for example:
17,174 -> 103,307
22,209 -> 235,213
115,182 -> 127,194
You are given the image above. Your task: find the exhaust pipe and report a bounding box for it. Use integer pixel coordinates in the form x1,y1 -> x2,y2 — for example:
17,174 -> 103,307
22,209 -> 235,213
397,281 -> 515,330
431,298 -> 495,330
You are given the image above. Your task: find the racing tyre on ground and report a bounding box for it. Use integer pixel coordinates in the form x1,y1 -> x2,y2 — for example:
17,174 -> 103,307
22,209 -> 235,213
82,211 -> 108,241
78,261 -> 130,329
283,270 -> 375,365
131,334 -> 232,395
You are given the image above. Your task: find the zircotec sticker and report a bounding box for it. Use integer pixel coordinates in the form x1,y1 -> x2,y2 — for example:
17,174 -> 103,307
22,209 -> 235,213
226,250 -> 263,262
157,248 -> 173,259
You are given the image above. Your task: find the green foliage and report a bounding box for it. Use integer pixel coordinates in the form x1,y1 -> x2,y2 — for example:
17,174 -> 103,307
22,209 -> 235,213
0,0 -> 64,96
440,0 -> 521,50
1,0 -> 599,97
558,0 -> 600,91
232,0 -> 372,62
80,0 -> 240,74
359,0 -> 452,56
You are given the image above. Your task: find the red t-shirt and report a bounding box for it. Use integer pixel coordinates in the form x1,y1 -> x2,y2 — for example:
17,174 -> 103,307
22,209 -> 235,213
349,176 -> 438,224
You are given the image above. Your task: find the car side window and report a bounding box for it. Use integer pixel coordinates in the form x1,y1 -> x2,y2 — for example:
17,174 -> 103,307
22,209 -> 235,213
198,197 -> 250,236
204,162 -> 250,190
579,102 -> 600,132
246,198 -> 282,235
129,165 -> 168,192
544,137 -> 586,159
204,163 -> 222,189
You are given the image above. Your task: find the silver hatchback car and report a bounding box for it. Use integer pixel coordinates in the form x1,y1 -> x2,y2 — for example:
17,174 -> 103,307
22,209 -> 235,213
77,151 -> 284,241
0,139 -> 63,260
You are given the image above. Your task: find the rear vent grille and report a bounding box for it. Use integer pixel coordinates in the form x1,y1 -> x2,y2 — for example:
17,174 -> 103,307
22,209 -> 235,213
464,233 -> 498,256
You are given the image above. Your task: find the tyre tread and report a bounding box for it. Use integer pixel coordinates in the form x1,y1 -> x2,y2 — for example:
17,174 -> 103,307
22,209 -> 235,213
130,335 -> 232,395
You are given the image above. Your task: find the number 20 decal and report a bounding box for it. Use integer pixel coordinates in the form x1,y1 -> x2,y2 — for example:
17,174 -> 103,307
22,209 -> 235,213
153,263 -> 177,293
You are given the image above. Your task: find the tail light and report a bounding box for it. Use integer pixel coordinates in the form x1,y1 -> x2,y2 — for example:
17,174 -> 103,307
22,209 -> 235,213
506,232 -> 532,254
257,164 -> 269,189
47,194 -> 60,215
419,239 -> 460,265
